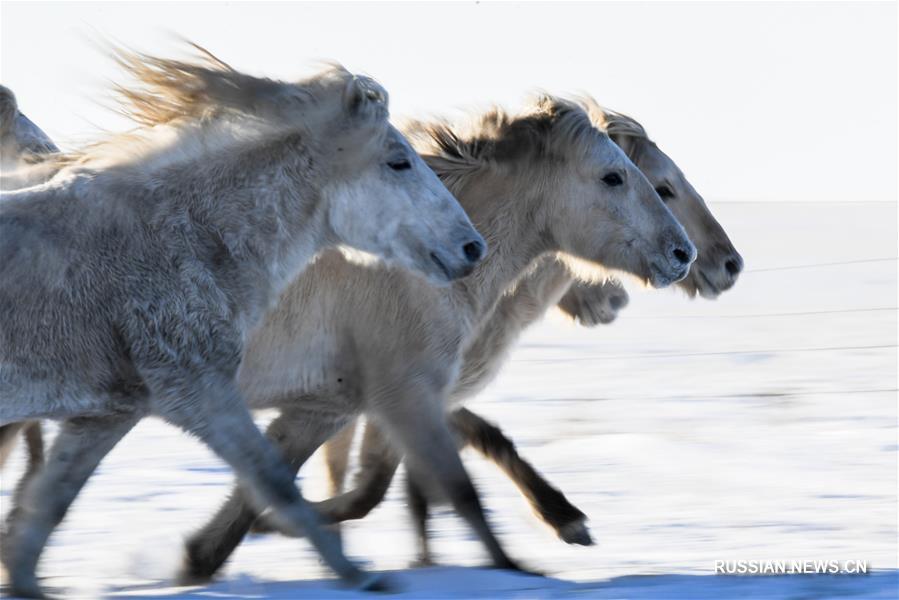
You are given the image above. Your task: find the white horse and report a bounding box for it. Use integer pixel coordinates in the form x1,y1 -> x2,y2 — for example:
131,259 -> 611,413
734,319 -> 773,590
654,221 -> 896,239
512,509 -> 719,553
0,45 -> 483,598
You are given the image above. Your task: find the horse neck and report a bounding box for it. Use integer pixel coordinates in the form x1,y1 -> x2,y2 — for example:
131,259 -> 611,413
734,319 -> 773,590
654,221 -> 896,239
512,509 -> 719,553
448,254 -> 573,403
450,168 -> 555,326
464,254 -> 572,353
127,131 -> 326,295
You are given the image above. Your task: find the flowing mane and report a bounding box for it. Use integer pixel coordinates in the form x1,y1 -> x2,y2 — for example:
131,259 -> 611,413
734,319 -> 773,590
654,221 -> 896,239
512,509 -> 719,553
39,44 -> 386,172
577,97 -> 655,163
402,95 -> 608,189
583,101 -> 648,140
110,45 -> 358,127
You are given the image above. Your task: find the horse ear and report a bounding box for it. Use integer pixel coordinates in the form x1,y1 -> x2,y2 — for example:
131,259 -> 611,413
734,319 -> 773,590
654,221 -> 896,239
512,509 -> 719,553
344,76 -> 388,122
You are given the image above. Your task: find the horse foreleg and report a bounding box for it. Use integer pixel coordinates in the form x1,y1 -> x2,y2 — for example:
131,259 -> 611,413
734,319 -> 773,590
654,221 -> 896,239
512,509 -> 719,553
369,381 -> 522,572
556,277 -> 629,327
404,472 -> 435,567
177,404 -> 351,584
449,406 -> 593,546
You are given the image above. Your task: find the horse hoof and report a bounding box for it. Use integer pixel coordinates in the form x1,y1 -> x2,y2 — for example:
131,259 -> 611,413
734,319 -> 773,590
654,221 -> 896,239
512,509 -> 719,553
409,556 -> 436,569
175,568 -> 214,587
353,572 -> 393,593
4,581 -> 48,599
177,542 -> 222,586
557,517 -> 594,546
494,559 -> 542,578
1,559 -> 47,599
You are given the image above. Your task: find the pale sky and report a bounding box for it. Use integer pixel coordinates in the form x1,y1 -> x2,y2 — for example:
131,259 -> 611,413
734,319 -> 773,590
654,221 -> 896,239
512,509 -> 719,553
1,1 -> 896,203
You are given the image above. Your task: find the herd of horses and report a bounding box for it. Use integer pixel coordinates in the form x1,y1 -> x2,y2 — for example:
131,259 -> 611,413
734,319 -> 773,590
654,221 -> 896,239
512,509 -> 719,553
0,45 -> 742,598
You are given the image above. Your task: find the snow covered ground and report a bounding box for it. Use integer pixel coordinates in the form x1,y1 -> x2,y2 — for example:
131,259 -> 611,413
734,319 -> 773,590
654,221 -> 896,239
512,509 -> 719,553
1,201 -> 896,599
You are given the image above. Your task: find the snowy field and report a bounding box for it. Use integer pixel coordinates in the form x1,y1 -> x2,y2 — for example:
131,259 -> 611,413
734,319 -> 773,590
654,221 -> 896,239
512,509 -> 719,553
1,201 -> 896,599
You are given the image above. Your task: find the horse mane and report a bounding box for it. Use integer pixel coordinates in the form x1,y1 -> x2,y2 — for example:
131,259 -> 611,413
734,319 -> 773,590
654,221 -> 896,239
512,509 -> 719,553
39,43 -> 384,172
110,44 -> 348,127
581,100 -> 648,140
574,97 -> 655,166
405,94 -> 607,187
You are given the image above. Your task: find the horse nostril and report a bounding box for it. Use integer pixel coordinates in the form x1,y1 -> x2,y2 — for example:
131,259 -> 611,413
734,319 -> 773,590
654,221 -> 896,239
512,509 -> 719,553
673,247 -> 690,265
462,240 -> 484,264
609,295 -> 625,310
725,258 -> 742,276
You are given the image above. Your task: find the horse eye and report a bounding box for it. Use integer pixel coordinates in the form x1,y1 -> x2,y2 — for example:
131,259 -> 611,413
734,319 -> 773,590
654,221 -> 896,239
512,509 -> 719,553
387,159 -> 412,171
656,185 -> 675,200
601,172 -> 624,187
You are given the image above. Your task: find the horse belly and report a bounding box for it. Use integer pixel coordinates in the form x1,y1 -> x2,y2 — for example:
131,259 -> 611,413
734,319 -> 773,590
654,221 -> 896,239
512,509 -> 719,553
0,363 -> 124,424
238,333 -> 358,413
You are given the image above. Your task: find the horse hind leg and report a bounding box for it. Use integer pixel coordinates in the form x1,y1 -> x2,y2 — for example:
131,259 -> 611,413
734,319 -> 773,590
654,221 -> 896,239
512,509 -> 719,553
3,422 -> 47,531
260,393 -> 508,568
259,417 -> 357,541
396,406 -> 593,567
0,422 -> 26,469
324,419 -> 358,496
1,412 -> 138,599
313,419 -> 401,523
368,380 -> 522,572
251,418 -> 401,536
449,407 -> 593,545
22,422 -> 44,469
